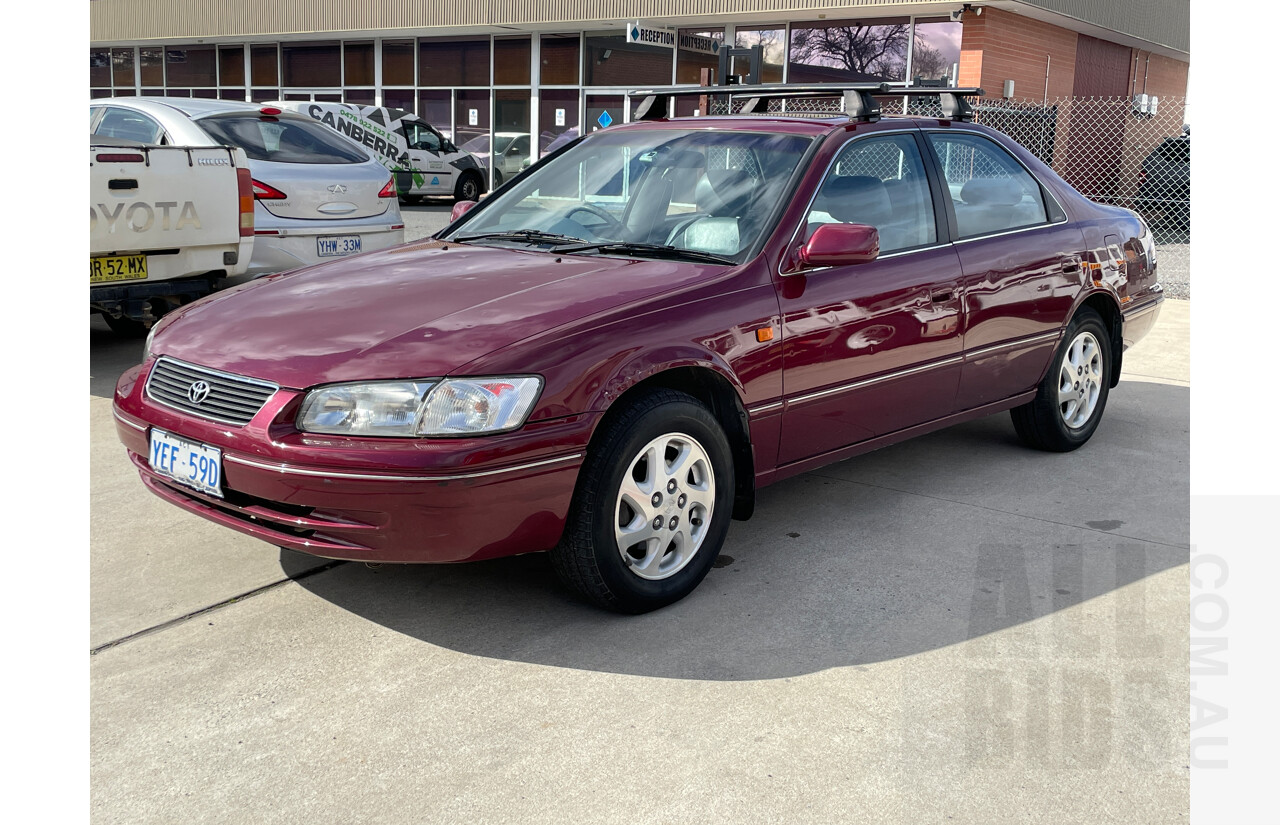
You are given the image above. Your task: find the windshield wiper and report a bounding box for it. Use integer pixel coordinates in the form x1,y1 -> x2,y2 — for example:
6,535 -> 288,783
455,229 -> 586,247
556,241 -> 736,266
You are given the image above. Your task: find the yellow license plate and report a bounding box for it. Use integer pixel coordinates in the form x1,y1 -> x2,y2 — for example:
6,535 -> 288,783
90,255 -> 147,283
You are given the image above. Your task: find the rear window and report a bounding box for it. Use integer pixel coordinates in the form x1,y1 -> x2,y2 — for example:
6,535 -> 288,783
199,115 -> 370,164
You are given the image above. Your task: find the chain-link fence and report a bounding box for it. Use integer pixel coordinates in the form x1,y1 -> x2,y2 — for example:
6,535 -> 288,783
705,93 -> 1190,298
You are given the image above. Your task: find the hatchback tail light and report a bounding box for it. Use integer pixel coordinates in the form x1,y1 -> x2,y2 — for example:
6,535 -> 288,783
236,168 -> 254,237
377,176 -> 397,198
252,179 -> 288,200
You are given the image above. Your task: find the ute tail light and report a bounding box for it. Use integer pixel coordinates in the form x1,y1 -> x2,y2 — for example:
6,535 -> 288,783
252,179 -> 288,200
95,152 -> 146,163
236,168 -> 254,237
377,175 -> 398,198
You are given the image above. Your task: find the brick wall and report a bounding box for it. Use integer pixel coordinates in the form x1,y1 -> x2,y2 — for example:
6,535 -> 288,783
958,6 -> 1078,101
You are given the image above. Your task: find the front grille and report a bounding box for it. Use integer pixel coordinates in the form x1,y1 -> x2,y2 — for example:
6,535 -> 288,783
145,356 -> 278,426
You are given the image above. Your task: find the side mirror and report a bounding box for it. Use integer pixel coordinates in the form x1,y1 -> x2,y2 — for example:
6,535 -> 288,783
450,200 -> 479,222
799,223 -> 880,268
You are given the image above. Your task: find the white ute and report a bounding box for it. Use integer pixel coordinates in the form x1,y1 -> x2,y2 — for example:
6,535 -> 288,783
90,140 -> 254,335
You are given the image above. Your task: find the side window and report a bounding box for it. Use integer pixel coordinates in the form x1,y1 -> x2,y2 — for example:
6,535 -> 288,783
806,134 -> 936,254
405,123 -> 441,152
926,132 -> 1049,239
94,107 -> 165,144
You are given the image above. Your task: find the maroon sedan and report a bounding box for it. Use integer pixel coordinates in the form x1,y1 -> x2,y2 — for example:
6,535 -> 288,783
114,97 -> 1162,613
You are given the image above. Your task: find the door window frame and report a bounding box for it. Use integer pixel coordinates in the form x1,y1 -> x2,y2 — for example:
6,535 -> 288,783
920,128 -> 1068,244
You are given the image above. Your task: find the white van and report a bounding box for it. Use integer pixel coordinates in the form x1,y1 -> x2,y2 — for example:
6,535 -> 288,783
273,101 -> 488,203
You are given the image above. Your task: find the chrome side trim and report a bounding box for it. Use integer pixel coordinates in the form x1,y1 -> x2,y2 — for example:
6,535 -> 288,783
112,409 -> 148,432
223,452 -> 584,482
951,216 -> 1069,245
747,401 -> 784,415
1122,295 -> 1164,317
964,331 -> 1061,361
788,356 -> 963,406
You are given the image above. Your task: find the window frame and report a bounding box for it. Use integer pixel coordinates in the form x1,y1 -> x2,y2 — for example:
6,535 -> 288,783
781,128 -> 950,276
920,128 -> 1068,243
93,106 -> 167,144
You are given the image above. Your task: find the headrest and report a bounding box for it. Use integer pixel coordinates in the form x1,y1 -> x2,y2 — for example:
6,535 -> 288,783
960,177 -> 1023,206
814,175 -> 893,225
699,166 -> 754,217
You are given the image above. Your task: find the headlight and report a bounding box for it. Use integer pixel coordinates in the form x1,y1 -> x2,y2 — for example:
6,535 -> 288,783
143,325 -> 157,362
297,376 -> 542,437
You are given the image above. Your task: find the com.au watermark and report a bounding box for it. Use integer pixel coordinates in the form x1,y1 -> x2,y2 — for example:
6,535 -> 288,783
1189,548 -> 1228,769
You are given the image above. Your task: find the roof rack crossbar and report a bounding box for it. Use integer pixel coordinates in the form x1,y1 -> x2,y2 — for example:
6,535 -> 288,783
626,84 -> 984,122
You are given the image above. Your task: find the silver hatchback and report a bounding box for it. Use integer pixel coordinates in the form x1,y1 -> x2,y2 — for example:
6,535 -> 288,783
90,98 -> 405,276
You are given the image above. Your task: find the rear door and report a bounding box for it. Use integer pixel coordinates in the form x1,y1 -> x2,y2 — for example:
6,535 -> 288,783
923,128 -> 1085,412
776,130 -> 965,464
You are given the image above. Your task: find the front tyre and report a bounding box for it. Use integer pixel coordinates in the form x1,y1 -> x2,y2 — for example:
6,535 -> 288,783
1011,306 -> 1112,452
454,171 -> 481,203
551,389 -> 734,613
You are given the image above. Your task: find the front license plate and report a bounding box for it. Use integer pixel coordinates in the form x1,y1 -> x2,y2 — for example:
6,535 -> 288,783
148,428 -> 223,498
317,235 -> 362,257
90,254 -> 147,283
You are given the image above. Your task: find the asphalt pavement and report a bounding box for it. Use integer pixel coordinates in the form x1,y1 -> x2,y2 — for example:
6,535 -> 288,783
90,219 -> 1191,823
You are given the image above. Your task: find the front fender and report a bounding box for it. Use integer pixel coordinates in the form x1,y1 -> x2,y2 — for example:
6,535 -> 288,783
589,344 -> 745,413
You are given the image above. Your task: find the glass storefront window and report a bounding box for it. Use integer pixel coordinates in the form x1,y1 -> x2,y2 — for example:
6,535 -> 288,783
111,48 -> 135,88
494,89 -> 532,183
344,42 -> 374,86
421,38 -> 490,87
734,27 -> 785,84
455,89 -> 490,154
251,45 -> 279,87
585,94 -> 623,135
219,88 -> 246,101
383,89 -> 415,110
382,40 -> 414,86
787,19 -> 910,84
251,89 -> 280,103
140,47 -> 164,87
166,47 -> 216,87
495,37 -> 531,85
282,42 -> 341,87
540,34 -> 580,85
219,46 -> 245,87
676,29 -> 724,84
539,89 -> 579,157
417,90 -> 451,137
91,50 -> 110,88
583,32 -> 671,87
910,18 -> 962,83
344,88 -> 376,106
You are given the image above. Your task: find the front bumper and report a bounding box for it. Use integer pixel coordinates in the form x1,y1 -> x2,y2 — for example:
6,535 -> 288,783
113,361 -> 593,563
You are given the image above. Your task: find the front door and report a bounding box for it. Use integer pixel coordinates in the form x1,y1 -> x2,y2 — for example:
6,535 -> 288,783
777,131 -> 964,465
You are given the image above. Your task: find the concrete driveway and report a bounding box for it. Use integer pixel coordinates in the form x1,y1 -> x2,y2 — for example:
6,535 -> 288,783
91,241 -> 1190,823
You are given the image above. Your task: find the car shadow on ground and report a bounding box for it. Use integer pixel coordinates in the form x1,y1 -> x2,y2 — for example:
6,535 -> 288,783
285,381 -> 1189,681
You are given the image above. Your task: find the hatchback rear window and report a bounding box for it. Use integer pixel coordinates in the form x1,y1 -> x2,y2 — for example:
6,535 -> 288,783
198,115 -> 370,164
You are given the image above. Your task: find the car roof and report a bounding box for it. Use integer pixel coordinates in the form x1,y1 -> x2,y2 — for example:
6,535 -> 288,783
92,96 -> 292,120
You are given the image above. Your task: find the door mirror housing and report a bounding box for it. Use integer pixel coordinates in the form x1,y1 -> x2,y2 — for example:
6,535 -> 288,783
450,200 -> 479,222
799,223 -> 880,268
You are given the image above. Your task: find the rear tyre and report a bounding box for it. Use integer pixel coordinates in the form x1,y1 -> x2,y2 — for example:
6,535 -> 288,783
1010,307 -> 1112,452
102,314 -> 150,338
454,172 -> 481,202
550,389 -> 734,614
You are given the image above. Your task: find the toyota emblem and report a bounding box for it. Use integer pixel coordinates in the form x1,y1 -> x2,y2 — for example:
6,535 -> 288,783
327,184 -> 347,194
187,380 -> 211,405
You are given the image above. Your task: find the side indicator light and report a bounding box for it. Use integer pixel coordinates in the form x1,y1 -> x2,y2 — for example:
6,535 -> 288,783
756,327 -> 775,343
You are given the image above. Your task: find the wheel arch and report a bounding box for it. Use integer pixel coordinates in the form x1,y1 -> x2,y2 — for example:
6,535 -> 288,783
586,363 -> 756,521
1075,290 -> 1124,388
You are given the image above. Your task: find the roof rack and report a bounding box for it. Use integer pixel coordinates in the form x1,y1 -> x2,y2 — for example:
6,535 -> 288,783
627,83 -> 985,124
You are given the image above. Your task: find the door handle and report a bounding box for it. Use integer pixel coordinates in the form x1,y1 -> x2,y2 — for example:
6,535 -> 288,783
930,288 -> 954,303
1062,258 -> 1082,274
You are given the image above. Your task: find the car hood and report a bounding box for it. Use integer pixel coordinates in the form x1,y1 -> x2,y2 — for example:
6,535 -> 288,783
152,240 -> 725,389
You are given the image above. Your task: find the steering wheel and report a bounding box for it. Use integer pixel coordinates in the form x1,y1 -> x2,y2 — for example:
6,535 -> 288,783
564,203 -> 624,238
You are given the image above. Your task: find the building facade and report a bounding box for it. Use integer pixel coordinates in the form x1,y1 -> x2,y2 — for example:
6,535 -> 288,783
90,0 -> 1190,188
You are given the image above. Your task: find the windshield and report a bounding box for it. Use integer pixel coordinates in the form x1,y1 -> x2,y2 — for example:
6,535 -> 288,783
446,128 -> 813,264
199,115 -> 371,164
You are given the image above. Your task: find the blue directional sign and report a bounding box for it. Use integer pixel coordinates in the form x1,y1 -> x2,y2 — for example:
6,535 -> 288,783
597,110 -> 613,128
